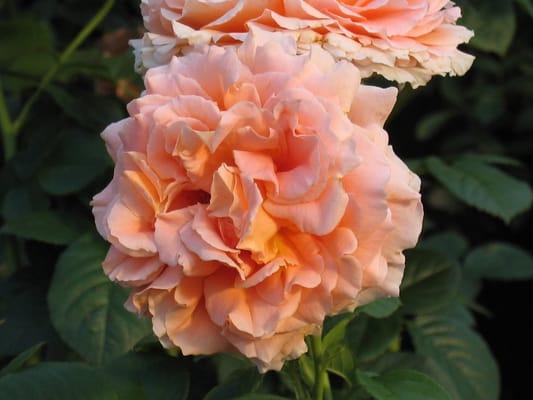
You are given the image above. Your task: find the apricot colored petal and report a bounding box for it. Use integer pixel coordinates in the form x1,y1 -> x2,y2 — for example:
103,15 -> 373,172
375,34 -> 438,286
264,179 -> 349,236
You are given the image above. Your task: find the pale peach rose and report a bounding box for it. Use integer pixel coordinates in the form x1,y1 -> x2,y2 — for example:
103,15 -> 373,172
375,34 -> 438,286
131,0 -> 474,87
92,32 -> 422,371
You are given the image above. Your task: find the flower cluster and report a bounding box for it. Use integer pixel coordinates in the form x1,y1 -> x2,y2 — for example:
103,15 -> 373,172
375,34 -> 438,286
93,30 -> 423,371
131,0 -> 474,87
90,0 -> 481,372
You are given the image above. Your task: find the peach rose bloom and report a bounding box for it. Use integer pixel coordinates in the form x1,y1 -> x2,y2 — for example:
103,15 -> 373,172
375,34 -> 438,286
131,0 -> 474,87
93,31 -> 423,371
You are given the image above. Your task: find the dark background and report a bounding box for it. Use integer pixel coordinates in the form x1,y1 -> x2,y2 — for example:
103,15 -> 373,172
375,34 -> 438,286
1,0 -> 532,399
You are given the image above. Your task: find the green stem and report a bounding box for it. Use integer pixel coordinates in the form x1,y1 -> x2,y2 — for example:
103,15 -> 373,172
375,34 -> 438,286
311,335 -> 332,400
288,361 -> 308,400
0,79 -> 15,160
8,0 -> 115,144
324,376 -> 333,400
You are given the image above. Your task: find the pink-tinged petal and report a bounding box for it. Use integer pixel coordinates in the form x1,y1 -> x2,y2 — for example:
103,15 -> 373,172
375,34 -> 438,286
342,127 -> 391,239
135,0 -> 473,86
192,205 -> 239,253
212,101 -> 276,152
128,94 -> 170,120
149,267 -> 184,291
208,164 -> 245,224
274,131 -> 327,202
174,125 -> 219,191
181,221 -> 242,270
101,120 -> 126,162
295,288 -> 331,324
204,0 -> 281,31
223,324 -> 313,372
119,154 -> 161,221
331,255 -> 363,311
175,46 -> 246,106
208,165 -> 278,262
107,199 -> 157,256
204,270 -> 255,334
126,266 -> 183,314
264,179 -> 349,236
94,32 -> 424,372
236,176 -> 278,260
155,208 -> 220,277
349,86 -> 398,128
154,208 -> 194,267
318,228 -> 360,302
239,258 -> 288,289
166,301 -> 231,355
233,150 -> 278,188
301,58 -> 360,113
149,293 -> 181,348
284,264 -> 322,291
92,181 -> 116,240
224,81 -> 262,109
103,247 -> 164,286
383,148 -> 423,265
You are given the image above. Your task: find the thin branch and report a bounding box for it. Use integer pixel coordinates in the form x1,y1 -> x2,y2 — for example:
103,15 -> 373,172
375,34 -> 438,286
10,0 -> 115,137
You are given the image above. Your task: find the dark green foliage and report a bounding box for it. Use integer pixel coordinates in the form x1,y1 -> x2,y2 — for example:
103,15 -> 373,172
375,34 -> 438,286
0,0 -> 531,399
48,234 -> 151,365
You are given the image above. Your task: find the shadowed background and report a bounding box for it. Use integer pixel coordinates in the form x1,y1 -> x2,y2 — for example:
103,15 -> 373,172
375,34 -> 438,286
1,0 -> 532,399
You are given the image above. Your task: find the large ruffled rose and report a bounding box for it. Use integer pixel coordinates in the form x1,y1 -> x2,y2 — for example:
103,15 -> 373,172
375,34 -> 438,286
131,0 -> 474,87
93,31 -> 423,371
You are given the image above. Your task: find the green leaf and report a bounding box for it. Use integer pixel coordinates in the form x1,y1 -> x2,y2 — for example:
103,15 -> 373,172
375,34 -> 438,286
0,362 -> 113,400
11,119 -> 65,180
356,371 -> 394,399
298,354 -> 315,388
282,360 -> 311,400
234,396 -> 291,400
1,211 -> 84,245
0,19 -> 54,61
426,156 -> 533,223
142,357 -> 190,400
464,242 -> 533,280
408,315 -> 500,400
0,342 -> 45,377
415,110 -> 457,141
400,249 -> 460,314
39,165 -> 107,195
459,274 -> 482,302
322,314 -> 354,348
0,18 -> 56,82
0,284 -> 56,356
419,231 -> 469,261
204,367 -> 263,400
515,0 -> 533,17
364,352 -> 429,374
48,234 -> 151,365
103,353 -> 190,400
459,154 -> 524,168
472,87 -> 505,125
212,354 -> 252,383
440,303 -> 476,327
47,88 -> 125,130
1,185 -> 50,221
325,345 -> 354,384
362,352 -> 461,399
461,0 -> 516,55
360,298 -> 401,319
346,313 -> 402,362
37,131 -> 110,196
0,352 -> 189,400
357,369 -> 452,400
